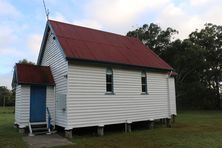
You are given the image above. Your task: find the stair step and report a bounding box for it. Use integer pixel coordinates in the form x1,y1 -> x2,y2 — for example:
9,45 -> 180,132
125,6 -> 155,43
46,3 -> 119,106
29,122 -> 52,136
32,127 -> 48,131
33,131 -> 49,135
31,124 -> 47,128
30,122 -> 47,125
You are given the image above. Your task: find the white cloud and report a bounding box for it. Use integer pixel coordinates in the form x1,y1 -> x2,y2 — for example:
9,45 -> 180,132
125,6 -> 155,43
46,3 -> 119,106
78,0 -> 222,38
51,12 -> 67,22
73,19 -> 103,30
0,0 -> 20,17
27,34 -> 42,58
156,3 -> 204,39
0,26 -> 18,47
189,0 -> 212,6
0,48 -> 23,56
85,0 -> 170,34
204,5 -> 222,25
156,1 -> 222,39
0,72 -> 13,89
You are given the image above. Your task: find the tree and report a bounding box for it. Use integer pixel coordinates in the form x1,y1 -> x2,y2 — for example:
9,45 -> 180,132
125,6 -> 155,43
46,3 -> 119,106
189,23 -> 222,108
166,39 -> 215,109
18,59 -> 35,65
127,23 -> 178,57
0,86 -> 14,106
13,59 -> 35,72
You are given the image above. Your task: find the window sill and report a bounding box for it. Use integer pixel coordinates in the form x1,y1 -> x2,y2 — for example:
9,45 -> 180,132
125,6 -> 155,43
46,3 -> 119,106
105,92 -> 115,95
141,92 -> 148,95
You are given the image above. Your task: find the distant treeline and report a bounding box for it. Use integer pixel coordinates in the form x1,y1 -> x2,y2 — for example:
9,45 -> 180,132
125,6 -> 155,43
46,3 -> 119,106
0,86 -> 15,106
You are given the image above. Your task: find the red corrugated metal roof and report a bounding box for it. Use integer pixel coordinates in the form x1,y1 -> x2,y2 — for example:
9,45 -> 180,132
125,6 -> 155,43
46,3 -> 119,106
49,20 -> 173,70
16,64 -> 55,85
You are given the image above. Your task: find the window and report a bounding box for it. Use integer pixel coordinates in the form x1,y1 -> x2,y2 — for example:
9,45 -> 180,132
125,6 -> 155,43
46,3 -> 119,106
106,68 -> 113,93
141,71 -> 147,94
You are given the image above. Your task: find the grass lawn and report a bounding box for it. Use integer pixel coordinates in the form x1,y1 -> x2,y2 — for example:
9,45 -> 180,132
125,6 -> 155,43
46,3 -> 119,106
1,108 -> 222,148
57,111 -> 222,148
0,107 -> 27,148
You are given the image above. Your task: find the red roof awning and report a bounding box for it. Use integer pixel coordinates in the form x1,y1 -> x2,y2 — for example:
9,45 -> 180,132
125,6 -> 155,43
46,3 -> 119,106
15,64 -> 55,85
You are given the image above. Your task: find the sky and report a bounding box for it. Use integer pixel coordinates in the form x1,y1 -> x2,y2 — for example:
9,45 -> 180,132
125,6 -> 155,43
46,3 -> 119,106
1,0 -> 222,89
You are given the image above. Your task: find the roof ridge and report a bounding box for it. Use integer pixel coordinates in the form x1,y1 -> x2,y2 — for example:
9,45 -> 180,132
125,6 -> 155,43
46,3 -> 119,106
49,19 -> 134,40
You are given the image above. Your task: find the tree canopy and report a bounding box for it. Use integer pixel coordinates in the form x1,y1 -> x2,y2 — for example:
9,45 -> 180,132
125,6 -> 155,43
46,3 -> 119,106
18,59 -> 35,65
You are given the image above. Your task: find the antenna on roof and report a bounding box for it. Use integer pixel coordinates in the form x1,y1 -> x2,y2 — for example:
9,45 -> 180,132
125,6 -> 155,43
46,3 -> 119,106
43,0 -> 50,20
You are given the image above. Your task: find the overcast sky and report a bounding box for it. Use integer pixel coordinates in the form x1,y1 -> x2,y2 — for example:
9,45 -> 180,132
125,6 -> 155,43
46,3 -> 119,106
1,0 -> 222,89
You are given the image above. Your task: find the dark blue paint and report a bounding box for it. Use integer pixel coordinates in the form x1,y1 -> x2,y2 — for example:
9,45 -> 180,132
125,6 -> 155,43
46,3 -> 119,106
30,86 -> 46,122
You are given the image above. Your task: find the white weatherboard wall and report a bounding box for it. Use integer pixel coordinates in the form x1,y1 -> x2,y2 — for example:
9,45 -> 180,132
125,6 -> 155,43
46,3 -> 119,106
15,85 -> 21,125
41,30 -> 68,127
46,86 -> 56,125
15,85 -> 56,128
15,85 -> 30,128
66,64 -> 172,129
168,78 -> 177,115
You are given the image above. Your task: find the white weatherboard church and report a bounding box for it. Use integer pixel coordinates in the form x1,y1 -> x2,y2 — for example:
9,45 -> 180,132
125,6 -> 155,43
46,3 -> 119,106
12,20 -> 176,137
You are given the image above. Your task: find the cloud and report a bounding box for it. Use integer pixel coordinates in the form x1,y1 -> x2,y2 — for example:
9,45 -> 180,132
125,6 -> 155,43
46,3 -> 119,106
0,0 -> 21,17
0,25 -> 18,47
156,0 -> 222,39
73,19 -> 103,30
0,48 -> 23,57
51,12 -> 67,22
189,0 -> 212,6
0,72 -> 13,89
80,0 -> 222,38
85,0 -> 170,34
27,34 -> 42,59
156,2 -> 204,39
204,5 -> 222,25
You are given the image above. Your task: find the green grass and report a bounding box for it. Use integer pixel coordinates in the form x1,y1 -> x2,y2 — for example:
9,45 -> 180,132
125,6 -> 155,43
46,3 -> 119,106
1,108 -> 222,148
0,107 -> 15,114
0,107 -> 27,148
58,111 -> 222,148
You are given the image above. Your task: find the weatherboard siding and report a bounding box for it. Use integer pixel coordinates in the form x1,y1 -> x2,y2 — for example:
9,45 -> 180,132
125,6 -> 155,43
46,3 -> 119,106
168,78 -> 177,115
15,85 -> 30,128
66,64 -> 171,128
46,86 -> 56,126
15,85 -> 21,125
41,30 -> 68,127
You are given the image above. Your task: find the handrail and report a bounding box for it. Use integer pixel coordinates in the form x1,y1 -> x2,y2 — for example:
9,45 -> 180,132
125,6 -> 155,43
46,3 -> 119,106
28,122 -> 32,134
46,107 -> 51,133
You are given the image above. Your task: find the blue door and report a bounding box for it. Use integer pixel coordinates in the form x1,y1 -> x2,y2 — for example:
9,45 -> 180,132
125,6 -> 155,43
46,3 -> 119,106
30,86 -> 46,122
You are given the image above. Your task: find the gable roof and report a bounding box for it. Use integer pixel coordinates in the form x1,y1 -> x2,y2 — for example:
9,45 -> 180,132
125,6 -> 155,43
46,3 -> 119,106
39,20 -> 173,71
13,64 -> 55,86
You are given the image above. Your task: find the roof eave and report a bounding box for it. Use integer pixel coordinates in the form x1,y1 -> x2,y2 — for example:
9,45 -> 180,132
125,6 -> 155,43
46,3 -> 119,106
18,82 -> 55,86
66,57 -> 174,72
37,22 -> 50,65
